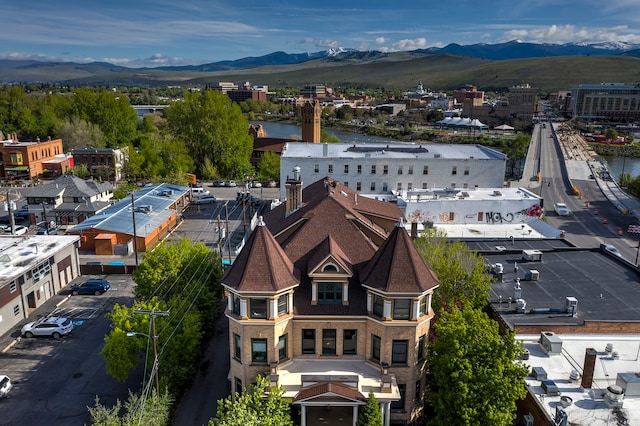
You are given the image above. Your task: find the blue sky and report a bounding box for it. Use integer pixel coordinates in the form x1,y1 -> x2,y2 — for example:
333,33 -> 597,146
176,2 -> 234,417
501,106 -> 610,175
2,0 -> 640,67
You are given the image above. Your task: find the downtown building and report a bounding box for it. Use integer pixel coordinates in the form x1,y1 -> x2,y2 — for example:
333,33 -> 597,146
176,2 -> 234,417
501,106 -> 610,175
279,142 -> 506,200
221,173 -> 439,425
569,82 -> 640,121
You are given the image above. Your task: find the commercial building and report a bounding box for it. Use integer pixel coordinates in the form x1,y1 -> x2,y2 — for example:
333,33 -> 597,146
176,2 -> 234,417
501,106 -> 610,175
0,234 -> 81,336
66,183 -> 189,255
0,134 -> 64,180
71,147 -> 126,182
279,143 -> 506,200
222,175 -> 439,425
569,83 -> 640,121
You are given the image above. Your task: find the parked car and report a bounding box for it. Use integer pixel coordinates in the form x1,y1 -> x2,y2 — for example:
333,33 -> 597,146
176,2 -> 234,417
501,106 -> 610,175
554,203 -> 570,216
0,375 -> 12,398
227,180 -> 237,187
70,278 -> 111,295
194,195 -> 216,204
21,316 -> 73,338
37,227 -> 58,235
191,187 -> 210,197
251,181 -> 262,188
213,180 -> 226,187
602,244 -> 622,257
13,225 -> 28,235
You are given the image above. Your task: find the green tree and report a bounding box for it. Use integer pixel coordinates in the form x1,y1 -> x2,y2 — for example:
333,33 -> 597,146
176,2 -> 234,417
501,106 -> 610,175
357,390 -> 382,426
57,116 -> 106,151
321,129 -> 340,143
164,90 -> 253,178
70,164 -> 91,179
414,230 -> 491,311
502,133 -> 530,178
605,128 -> 619,141
426,306 -> 528,426
200,156 -> 218,181
257,151 -> 280,181
88,389 -> 173,426
211,375 -> 293,426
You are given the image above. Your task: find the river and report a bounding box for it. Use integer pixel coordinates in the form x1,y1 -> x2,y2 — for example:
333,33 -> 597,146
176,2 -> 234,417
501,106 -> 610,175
251,121 -> 398,145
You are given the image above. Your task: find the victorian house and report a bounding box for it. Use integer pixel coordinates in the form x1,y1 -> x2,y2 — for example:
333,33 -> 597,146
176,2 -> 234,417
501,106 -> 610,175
221,170 -> 439,426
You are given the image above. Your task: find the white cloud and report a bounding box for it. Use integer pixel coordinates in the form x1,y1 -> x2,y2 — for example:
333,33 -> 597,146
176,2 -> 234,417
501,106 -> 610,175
301,38 -> 341,49
501,24 -> 640,44
391,38 -> 428,51
375,37 -> 386,44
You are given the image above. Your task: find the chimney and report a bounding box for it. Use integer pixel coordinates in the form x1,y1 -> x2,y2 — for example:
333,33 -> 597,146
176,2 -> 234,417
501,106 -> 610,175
285,166 -> 303,216
581,347 -> 597,389
411,222 -> 418,239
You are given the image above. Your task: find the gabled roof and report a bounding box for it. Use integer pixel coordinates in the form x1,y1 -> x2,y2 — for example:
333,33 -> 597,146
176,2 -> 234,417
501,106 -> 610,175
264,177 -> 402,269
221,218 -> 298,293
360,220 -> 440,294
294,382 -> 365,403
307,235 -> 353,276
28,175 -> 112,199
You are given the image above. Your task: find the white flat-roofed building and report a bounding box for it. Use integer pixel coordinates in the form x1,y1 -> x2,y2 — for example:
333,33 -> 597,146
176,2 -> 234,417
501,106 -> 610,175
0,234 -> 81,336
279,142 -> 506,200
401,187 -> 542,225
518,333 -> 640,426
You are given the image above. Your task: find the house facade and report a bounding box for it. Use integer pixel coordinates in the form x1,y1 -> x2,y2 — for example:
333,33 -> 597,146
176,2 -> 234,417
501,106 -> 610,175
221,174 -> 439,426
25,174 -> 114,227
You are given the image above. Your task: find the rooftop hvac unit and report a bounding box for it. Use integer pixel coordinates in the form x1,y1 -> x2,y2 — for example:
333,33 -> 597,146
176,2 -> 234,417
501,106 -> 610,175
136,205 -> 153,213
522,414 -> 534,426
524,269 -> 539,281
540,331 -> 562,356
522,249 -> 543,261
531,366 -> 547,380
541,379 -> 560,396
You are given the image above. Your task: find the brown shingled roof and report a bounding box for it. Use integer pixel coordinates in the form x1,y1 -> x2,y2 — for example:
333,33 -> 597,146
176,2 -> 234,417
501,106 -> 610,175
221,219 -> 298,292
360,221 -> 440,294
307,235 -> 353,275
294,382 -> 365,403
264,177 -> 403,270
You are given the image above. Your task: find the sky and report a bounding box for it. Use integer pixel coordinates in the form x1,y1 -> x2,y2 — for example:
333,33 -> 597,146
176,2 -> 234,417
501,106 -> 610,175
2,0 -> 640,68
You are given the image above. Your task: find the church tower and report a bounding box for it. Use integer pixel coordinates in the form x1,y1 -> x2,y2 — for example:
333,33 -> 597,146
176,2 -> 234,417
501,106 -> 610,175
301,100 -> 321,143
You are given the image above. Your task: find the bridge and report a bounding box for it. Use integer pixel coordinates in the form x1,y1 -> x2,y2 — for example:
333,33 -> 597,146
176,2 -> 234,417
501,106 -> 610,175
132,105 -> 169,116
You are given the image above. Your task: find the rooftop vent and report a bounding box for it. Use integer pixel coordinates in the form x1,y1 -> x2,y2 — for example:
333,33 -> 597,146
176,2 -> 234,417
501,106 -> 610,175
136,205 -> 153,213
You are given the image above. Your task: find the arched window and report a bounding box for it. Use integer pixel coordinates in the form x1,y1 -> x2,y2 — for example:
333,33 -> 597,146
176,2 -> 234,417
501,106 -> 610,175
322,264 -> 338,272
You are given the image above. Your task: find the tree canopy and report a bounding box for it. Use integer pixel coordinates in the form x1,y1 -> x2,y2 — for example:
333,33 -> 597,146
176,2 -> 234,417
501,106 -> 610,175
414,230 -> 491,311
426,306 -> 528,426
211,375 -> 293,426
357,390 -> 382,426
164,90 -> 253,179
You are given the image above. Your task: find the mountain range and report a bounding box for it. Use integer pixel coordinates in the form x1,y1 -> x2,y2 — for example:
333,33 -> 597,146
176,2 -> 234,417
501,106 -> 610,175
1,40 -> 640,90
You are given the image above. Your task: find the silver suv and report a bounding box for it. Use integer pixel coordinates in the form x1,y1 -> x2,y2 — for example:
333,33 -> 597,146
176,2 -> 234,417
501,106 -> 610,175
21,316 -> 73,338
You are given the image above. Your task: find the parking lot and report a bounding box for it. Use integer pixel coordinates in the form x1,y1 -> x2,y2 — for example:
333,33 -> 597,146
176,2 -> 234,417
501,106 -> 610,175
0,275 -> 139,426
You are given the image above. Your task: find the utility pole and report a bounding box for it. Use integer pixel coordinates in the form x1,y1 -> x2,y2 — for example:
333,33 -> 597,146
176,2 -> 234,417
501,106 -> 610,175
225,201 -> 232,263
217,214 -> 223,268
131,192 -> 138,266
134,309 -> 169,395
41,202 -> 50,234
6,191 -> 15,234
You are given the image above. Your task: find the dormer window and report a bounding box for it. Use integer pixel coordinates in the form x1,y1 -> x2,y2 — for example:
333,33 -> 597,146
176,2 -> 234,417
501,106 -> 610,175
373,294 -> 384,317
233,294 -> 241,315
419,296 -> 428,316
318,282 -> 341,304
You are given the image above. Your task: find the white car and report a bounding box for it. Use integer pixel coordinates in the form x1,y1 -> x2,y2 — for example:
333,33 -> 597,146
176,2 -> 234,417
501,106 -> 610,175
0,375 -> 12,398
21,316 -> 73,339
554,203 -> 570,216
603,244 -> 622,257
13,225 -> 28,235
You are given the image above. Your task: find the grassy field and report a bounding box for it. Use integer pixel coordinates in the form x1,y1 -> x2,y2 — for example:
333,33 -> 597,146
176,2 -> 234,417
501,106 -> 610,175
3,53 -> 640,93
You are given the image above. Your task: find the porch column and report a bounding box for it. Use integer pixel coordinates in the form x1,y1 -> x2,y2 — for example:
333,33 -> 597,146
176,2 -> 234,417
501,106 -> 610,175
384,401 -> 391,426
352,405 -> 358,426
301,405 -> 306,426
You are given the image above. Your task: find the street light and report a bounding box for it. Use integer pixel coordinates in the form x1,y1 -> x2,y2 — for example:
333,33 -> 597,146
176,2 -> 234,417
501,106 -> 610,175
127,331 -> 160,395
